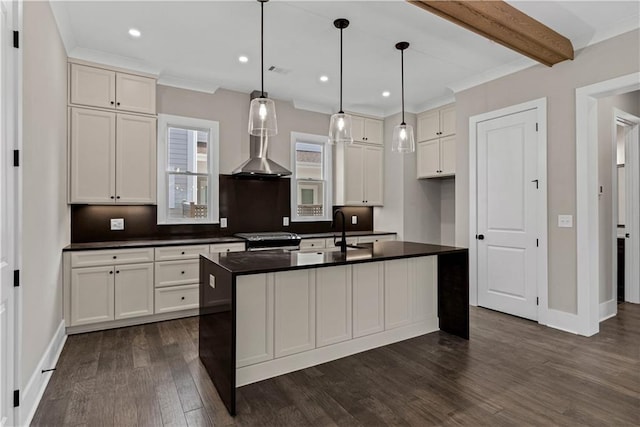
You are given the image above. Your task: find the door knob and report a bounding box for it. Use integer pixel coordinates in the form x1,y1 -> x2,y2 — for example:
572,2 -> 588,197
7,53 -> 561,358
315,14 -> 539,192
626,233 -> 630,238
476,234 -> 485,240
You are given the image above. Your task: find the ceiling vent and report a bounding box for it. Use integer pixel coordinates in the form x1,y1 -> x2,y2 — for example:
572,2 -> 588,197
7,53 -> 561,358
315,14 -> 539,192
268,65 -> 291,75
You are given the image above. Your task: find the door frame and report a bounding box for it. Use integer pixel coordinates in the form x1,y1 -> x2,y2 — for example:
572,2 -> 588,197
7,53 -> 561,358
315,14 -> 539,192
469,97 -> 548,325
575,72 -> 639,336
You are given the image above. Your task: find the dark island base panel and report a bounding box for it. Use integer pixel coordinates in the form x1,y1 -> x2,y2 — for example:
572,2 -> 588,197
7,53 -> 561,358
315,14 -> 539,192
199,258 -> 236,415
438,251 -> 470,339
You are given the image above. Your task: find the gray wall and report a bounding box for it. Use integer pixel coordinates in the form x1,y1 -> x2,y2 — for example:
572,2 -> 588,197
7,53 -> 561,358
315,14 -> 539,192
156,85 -> 330,174
22,0 -> 69,386
597,91 -> 640,303
454,29 -> 640,314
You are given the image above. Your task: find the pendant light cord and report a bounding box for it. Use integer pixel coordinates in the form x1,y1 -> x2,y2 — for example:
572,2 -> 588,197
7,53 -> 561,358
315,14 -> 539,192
401,48 -> 405,125
339,26 -> 343,113
261,0 -> 265,98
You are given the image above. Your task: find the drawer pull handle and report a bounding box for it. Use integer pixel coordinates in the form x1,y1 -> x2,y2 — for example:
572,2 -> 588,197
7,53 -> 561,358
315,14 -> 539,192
181,251 -> 185,255
113,256 -> 117,259
181,296 -> 185,301
181,271 -> 185,274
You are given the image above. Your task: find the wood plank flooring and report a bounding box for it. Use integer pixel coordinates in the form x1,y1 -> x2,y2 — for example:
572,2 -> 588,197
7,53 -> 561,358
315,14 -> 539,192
32,304 -> 640,426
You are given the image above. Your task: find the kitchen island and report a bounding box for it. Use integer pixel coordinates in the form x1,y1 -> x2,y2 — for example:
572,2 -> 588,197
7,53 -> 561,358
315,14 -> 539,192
199,241 -> 468,415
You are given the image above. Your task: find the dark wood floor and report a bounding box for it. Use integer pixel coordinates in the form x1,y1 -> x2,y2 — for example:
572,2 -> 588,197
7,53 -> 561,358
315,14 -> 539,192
32,304 -> 640,426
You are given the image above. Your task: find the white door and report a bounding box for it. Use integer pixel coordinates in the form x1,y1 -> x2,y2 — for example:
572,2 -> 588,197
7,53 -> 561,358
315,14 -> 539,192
477,109 -> 539,320
363,145 -> 383,205
71,266 -> 115,326
384,259 -> 412,330
115,73 -> 156,115
624,123 -> 640,303
417,140 -> 440,178
115,114 -> 156,204
69,64 -> 116,109
316,265 -> 352,347
114,263 -> 154,320
344,144 -> 364,205
352,262 -> 384,338
274,270 -> 315,358
0,0 -> 17,424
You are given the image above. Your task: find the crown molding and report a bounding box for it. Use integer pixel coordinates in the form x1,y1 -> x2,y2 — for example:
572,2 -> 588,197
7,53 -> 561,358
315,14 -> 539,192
157,76 -> 219,94
68,47 -> 161,76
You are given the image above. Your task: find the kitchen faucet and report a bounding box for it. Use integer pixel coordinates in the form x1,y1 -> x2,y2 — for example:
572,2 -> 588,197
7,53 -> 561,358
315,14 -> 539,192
332,209 -> 347,253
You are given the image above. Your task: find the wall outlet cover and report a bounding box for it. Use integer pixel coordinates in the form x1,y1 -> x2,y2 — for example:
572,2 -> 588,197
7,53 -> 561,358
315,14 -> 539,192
558,214 -> 573,228
110,218 -> 124,231
283,217 -> 290,226
220,217 -> 228,228
351,215 -> 358,225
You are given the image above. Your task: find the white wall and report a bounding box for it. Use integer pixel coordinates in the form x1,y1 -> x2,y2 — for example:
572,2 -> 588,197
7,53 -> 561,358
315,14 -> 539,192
440,178 -> 455,246
455,29 -> 640,314
21,0 -> 69,387
597,91 -> 640,303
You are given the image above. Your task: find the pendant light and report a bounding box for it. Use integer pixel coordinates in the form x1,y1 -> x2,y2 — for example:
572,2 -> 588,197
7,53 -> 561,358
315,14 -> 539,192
328,18 -> 353,145
392,42 -> 415,153
248,0 -> 277,137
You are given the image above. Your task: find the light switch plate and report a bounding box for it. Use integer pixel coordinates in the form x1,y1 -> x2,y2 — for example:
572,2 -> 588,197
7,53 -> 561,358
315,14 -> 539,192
351,215 -> 358,225
283,217 -> 289,226
220,217 -> 228,228
558,214 -> 573,228
110,218 -> 124,230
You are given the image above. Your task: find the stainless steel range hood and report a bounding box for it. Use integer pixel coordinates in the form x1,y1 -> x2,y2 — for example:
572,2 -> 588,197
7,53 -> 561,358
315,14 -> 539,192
232,91 -> 291,177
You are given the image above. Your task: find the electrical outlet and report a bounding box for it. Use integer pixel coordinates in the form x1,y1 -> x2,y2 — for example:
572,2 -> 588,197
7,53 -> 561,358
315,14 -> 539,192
110,218 -> 124,231
283,217 -> 289,226
351,215 -> 358,225
558,215 -> 573,228
220,217 -> 228,228
209,274 -> 216,289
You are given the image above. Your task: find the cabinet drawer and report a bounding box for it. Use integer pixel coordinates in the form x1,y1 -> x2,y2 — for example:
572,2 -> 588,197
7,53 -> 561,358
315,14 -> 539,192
299,239 -> 326,250
70,248 -> 154,268
210,243 -> 245,253
155,260 -> 199,288
357,235 -> 396,244
155,284 -> 199,314
154,245 -> 208,261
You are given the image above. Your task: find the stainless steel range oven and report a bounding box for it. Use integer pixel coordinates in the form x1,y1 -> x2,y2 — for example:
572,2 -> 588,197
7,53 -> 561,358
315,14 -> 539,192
234,232 -> 302,251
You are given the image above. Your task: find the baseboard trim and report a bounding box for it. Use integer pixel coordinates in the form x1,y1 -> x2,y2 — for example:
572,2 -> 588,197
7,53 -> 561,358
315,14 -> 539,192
66,308 -> 199,335
20,320 -> 67,426
599,299 -> 617,321
545,309 -> 581,335
237,317 -> 439,387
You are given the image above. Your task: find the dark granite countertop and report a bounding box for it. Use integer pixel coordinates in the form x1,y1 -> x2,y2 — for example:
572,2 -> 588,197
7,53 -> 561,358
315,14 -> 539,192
297,230 -> 396,239
63,236 -> 244,251
201,241 -> 467,275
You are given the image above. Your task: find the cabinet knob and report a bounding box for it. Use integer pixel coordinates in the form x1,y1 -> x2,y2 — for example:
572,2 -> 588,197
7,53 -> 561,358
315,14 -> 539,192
116,270 -> 120,274
110,196 -> 115,199
181,296 -> 185,301
181,271 -> 185,274
110,101 -> 115,105
113,255 -> 117,259
181,251 -> 185,255
109,271 -> 113,275
116,102 -> 121,106
116,196 -> 120,199
226,249 -> 230,252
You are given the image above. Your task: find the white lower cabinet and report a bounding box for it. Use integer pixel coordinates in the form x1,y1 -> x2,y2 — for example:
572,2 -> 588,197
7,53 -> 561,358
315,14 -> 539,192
411,256 -> 437,323
71,266 -> 115,326
316,265 -> 352,347
384,259 -> 412,330
274,269 -> 316,358
236,274 -> 274,367
114,263 -> 154,320
352,262 -> 385,338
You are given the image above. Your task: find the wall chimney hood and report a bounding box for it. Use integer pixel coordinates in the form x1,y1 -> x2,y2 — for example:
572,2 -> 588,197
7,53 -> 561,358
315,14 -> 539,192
233,91 -> 291,177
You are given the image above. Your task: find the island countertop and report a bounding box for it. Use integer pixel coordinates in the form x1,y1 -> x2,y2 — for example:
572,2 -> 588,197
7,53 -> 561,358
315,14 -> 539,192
200,241 -> 467,275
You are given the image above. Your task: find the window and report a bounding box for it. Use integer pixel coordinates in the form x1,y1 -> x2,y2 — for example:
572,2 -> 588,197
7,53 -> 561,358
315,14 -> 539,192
291,132 -> 332,222
157,114 -> 219,224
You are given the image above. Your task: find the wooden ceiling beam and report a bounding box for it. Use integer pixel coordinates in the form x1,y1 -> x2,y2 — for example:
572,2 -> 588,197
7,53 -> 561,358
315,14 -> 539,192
408,0 -> 574,66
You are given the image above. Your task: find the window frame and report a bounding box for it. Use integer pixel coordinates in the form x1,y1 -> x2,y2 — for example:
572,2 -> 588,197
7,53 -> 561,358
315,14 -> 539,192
157,114 -> 220,225
290,132 -> 332,222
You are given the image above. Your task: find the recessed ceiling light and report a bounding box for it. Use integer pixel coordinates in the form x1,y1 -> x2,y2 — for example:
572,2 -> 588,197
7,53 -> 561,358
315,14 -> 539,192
238,55 -> 249,63
128,28 -> 141,38
382,91 -> 390,97
319,75 -> 329,82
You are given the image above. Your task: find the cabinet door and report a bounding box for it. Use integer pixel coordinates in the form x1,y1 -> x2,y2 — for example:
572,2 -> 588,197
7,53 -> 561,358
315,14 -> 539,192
316,266 -> 352,347
417,110 -> 439,141
115,73 -> 157,115
71,266 -> 115,326
364,118 -> 384,145
114,263 -> 154,320
115,114 -> 157,203
70,64 -> 116,109
364,145 -> 384,205
412,257 -> 437,323
351,115 -> 366,143
236,274 -> 274,367
440,105 -> 456,137
352,262 -> 384,338
69,107 -> 116,203
385,259 -> 412,330
344,144 -> 365,205
417,140 -> 440,178
440,135 -> 456,176
274,269 -> 315,357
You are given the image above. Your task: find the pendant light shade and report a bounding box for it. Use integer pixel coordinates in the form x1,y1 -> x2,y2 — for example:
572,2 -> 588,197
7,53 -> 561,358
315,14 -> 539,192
328,18 -> 353,145
392,41 -> 415,153
248,0 -> 278,137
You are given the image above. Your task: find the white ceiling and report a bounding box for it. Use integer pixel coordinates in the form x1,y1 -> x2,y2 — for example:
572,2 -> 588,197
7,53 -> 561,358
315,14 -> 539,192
51,0 -> 640,117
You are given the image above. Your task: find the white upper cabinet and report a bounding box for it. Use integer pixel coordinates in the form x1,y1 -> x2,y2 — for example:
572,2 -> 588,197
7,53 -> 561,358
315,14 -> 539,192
69,63 -> 156,115
351,114 -> 383,145
335,143 -> 384,206
417,104 -> 456,179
